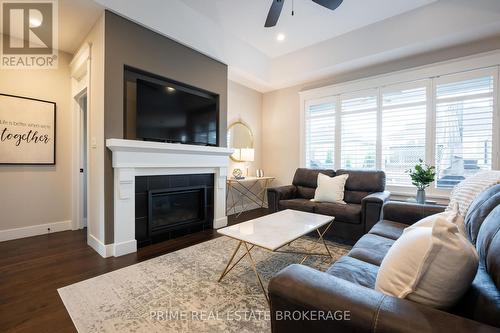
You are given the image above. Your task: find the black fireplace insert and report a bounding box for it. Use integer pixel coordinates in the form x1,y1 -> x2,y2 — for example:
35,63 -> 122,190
135,174 -> 214,247
149,186 -> 208,235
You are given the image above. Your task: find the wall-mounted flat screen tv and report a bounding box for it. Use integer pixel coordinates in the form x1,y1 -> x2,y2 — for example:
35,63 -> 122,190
136,79 -> 218,146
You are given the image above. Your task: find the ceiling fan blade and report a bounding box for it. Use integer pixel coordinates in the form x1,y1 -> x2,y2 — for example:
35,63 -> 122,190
265,0 -> 285,28
311,0 -> 343,11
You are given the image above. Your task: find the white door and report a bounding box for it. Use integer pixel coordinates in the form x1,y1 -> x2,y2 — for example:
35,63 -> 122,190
79,95 -> 88,228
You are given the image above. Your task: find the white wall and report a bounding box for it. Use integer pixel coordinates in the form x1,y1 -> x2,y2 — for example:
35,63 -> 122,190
227,80 -> 264,213
262,85 -> 302,187
227,80 -> 263,176
0,50 -> 73,239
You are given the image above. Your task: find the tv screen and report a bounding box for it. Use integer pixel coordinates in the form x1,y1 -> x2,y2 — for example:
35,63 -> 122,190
136,79 -> 218,146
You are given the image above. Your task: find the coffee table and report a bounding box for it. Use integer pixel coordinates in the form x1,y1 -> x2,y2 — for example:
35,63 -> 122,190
217,209 -> 335,303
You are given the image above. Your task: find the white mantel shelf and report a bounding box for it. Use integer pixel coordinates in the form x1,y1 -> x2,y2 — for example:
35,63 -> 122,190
103,138 -> 234,258
106,139 -> 234,156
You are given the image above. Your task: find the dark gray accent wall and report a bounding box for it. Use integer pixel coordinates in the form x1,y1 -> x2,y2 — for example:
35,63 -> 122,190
104,11 -> 228,244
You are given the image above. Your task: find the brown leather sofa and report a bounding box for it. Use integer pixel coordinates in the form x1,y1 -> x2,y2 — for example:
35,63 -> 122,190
268,185 -> 500,333
267,168 -> 390,242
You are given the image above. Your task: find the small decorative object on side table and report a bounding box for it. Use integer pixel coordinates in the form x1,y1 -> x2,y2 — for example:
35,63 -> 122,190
406,159 -> 436,204
232,168 -> 244,179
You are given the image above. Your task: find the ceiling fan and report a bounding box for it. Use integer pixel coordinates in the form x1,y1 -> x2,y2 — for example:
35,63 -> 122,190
265,0 -> 343,27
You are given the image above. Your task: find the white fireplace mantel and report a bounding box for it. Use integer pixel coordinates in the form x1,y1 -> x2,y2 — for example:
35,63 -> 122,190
106,139 -> 234,257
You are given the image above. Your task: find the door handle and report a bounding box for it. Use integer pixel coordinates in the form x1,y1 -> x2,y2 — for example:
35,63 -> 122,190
80,168 -> 84,173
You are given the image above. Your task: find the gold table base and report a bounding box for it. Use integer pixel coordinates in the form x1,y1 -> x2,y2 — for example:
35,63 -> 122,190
218,221 -> 333,304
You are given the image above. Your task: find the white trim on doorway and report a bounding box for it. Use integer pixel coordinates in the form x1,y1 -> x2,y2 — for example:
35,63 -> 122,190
70,44 -> 91,232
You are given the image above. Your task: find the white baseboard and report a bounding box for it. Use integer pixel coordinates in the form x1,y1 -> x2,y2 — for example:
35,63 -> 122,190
214,216 -> 228,229
0,220 -> 72,242
113,239 -> 137,257
87,234 -> 137,258
87,233 -> 113,258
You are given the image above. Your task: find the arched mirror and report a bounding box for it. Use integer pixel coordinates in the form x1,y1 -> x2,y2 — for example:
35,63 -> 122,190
227,121 -> 254,162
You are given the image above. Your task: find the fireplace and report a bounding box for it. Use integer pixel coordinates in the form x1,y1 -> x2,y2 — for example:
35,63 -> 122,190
149,186 -> 207,232
105,138 -> 232,257
136,174 -> 214,247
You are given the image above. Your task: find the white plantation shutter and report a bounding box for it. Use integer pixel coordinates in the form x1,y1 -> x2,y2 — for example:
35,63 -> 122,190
305,101 -> 335,169
303,63 -> 499,193
340,93 -> 377,169
435,72 -> 495,188
382,84 -> 427,186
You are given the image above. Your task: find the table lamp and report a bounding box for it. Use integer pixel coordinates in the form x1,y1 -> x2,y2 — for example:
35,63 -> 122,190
240,148 -> 254,177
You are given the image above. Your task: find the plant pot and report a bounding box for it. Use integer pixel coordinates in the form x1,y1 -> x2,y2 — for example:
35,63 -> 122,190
416,189 -> 426,204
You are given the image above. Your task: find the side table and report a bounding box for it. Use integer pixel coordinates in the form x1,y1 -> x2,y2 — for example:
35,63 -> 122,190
226,176 -> 275,217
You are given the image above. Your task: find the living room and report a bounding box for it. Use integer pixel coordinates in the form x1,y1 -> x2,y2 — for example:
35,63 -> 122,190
0,0 -> 499,332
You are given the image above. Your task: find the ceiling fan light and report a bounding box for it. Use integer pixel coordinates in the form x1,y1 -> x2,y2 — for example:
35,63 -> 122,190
277,33 -> 286,41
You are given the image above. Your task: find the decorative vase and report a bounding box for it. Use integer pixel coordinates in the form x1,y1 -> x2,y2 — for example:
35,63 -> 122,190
416,189 -> 426,204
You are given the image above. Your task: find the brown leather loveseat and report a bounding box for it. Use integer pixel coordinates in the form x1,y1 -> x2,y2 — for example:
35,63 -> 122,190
268,185 -> 500,332
267,168 -> 390,242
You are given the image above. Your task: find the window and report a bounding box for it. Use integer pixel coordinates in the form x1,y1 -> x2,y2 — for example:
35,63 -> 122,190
302,58 -> 499,194
382,84 -> 427,186
305,101 -> 335,169
340,93 -> 377,169
435,74 -> 494,188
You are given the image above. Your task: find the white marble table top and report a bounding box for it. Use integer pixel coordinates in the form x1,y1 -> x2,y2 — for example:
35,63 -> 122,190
217,209 -> 334,251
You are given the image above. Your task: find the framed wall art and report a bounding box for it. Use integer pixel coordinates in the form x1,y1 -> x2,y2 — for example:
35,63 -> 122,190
0,93 -> 56,165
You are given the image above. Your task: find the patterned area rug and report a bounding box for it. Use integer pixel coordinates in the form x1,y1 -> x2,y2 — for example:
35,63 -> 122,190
58,236 -> 350,333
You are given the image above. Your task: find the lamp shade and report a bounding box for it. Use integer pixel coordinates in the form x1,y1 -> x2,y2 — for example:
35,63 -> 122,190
231,148 -> 241,161
240,148 -> 254,162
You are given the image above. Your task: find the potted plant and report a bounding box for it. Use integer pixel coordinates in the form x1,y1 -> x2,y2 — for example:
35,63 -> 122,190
407,159 -> 436,204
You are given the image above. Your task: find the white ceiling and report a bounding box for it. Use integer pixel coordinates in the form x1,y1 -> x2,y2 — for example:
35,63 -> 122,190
50,0 -> 500,92
59,0 -> 103,53
181,0 -> 437,58
95,0 -> 500,92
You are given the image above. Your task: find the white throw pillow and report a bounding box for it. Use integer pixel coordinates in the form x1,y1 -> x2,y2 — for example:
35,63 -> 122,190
311,173 -> 348,204
375,207 -> 479,308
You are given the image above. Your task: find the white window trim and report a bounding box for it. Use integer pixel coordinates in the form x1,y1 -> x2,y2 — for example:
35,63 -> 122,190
299,50 -> 500,198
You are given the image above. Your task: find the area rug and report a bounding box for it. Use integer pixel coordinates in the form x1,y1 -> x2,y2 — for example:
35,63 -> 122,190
58,236 -> 350,333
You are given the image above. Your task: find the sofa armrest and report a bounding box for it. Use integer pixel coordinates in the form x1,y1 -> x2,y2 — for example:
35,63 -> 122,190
269,264 -> 497,333
267,185 -> 297,212
362,191 -> 390,232
382,201 -> 446,225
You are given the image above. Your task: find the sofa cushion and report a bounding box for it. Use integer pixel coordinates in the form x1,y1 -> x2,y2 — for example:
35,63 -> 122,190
314,202 -> 362,224
453,265 -> 500,328
292,168 -> 335,189
464,184 -> 500,245
369,220 -> 407,240
476,205 -> 500,289
336,169 -> 386,204
326,256 -> 379,289
279,199 -> 315,212
348,234 -> 395,266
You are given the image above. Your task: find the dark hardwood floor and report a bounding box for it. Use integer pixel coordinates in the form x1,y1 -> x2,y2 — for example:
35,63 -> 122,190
0,208 -> 269,333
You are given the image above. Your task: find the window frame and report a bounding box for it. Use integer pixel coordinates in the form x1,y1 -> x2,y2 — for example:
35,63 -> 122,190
299,51 -> 500,199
